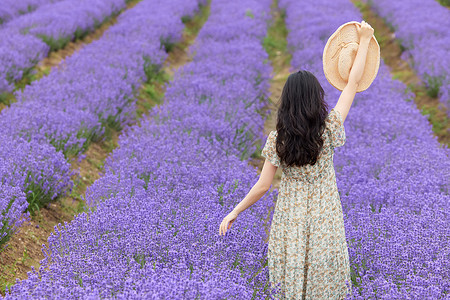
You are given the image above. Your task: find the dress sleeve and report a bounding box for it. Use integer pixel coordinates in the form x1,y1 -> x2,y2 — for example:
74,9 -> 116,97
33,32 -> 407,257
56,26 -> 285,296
325,108 -> 346,148
261,130 -> 281,167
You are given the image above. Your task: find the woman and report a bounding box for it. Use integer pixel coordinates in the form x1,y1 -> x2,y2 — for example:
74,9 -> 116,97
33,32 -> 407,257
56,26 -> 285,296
219,21 -> 374,299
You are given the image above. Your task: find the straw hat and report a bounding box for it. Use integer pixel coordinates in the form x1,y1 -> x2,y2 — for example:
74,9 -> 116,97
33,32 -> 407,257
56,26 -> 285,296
323,21 -> 380,92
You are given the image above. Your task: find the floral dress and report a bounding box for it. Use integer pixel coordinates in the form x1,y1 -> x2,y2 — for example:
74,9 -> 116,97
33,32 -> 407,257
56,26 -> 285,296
261,108 -> 352,300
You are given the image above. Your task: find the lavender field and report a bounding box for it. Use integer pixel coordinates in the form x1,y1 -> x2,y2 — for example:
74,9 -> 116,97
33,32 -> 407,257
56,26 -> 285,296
0,0 -> 448,299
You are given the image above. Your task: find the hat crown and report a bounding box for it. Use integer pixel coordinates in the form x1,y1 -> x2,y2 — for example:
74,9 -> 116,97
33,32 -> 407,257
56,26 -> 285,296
322,21 -> 380,92
338,42 -> 358,81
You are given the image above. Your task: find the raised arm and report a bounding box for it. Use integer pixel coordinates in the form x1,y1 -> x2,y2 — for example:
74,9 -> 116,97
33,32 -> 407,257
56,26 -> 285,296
335,21 -> 374,123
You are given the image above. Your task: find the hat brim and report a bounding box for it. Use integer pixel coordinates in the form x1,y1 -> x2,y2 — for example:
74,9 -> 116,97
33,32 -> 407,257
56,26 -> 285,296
323,21 -> 380,92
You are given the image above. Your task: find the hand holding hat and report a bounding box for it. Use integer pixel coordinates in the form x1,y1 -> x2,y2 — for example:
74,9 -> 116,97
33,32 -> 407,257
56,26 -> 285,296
356,20 -> 374,41
323,20 -> 380,92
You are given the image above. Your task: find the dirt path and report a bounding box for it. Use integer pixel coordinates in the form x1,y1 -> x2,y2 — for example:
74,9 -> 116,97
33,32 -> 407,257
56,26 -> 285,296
351,0 -> 449,147
0,2 -> 211,294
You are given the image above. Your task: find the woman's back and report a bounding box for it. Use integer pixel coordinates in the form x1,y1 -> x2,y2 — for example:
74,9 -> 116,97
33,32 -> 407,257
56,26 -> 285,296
262,107 -> 351,299
263,107 -> 346,185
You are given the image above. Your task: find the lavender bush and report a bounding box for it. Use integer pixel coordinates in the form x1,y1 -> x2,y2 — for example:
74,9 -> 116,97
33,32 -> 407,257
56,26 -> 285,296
364,0 -> 450,111
0,132 -> 72,248
0,32 -> 49,97
0,0 -> 63,26
3,0 -> 283,298
279,0 -> 450,298
0,184 -> 29,250
0,0 -> 127,95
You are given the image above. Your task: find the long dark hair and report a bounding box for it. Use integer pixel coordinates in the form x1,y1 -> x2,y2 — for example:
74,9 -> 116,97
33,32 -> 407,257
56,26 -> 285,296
275,70 -> 329,168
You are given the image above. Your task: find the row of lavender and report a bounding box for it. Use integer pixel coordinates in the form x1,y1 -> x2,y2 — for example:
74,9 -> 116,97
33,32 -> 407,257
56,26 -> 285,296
366,0 -> 450,112
3,0 -> 282,298
0,134 -> 73,248
0,0 -> 128,95
279,0 -> 450,298
0,0 -> 62,26
0,0 -> 201,249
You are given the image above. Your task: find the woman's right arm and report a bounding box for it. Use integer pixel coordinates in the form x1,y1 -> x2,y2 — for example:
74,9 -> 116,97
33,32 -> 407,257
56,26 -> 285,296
335,21 -> 374,123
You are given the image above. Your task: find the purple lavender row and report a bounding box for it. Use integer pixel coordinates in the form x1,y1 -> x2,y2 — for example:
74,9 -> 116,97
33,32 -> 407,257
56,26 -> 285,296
0,0 -> 63,26
0,132 -> 73,248
279,0 -> 450,298
0,0 -> 127,94
366,0 -> 450,111
0,184 -> 28,249
3,0 -> 280,298
0,0 -> 200,156
0,0 -> 198,249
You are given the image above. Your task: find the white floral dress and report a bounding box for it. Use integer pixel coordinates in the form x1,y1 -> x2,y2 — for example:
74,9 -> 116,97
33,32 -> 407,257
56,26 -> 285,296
262,108 -> 352,300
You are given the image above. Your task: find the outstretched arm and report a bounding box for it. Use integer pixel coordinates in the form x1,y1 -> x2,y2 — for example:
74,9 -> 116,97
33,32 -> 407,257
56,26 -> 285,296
232,159 -> 277,215
335,21 -> 374,123
219,159 -> 277,236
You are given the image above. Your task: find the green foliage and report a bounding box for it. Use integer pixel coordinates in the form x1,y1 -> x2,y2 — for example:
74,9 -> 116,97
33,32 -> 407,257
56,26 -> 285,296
20,247 -> 30,264
138,173 -> 152,190
24,170 -> 55,216
37,34 -> 72,52
12,66 -> 39,91
0,196 -> 19,249
262,3 -> 291,70
254,73 -> 263,86
103,112 -> 124,132
181,15 -> 193,24
0,268 -> 15,295
437,0 -> 450,6
46,127 -> 99,158
16,5 -> 36,15
250,142 -> 263,159
234,123 -> 257,161
183,0 -> 211,37
34,11 -> 118,52
77,276 -> 83,287
133,253 -> 147,269
421,105 -> 447,134
198,94 -> 211,105
369,203 -> 383,213
245,9 -> 255,19
160,36 -> 175,53
352,0 -> 364,9
136,61 -> 168,118
143,56 -> 162,83
74,27 -> 90,40
217,183 -> 224,206
424,74 -> 443,98
142,85 -> 161,103
233,179 -> 239,192
67,178 -> 89,215
0,92 -> 12,106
